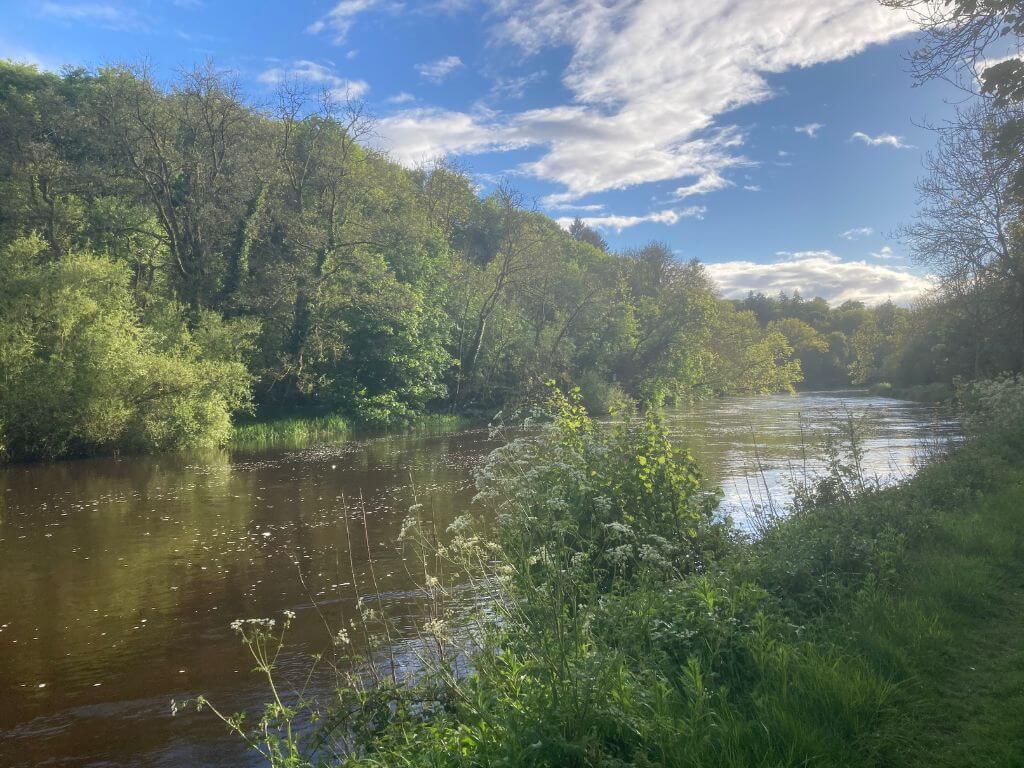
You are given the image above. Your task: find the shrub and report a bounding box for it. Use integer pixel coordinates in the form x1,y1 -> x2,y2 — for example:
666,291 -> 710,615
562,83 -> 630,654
475,387 -> 730,593
576,369 -> 631,416
0,237 -> 253,460
956,374 -> 1024,436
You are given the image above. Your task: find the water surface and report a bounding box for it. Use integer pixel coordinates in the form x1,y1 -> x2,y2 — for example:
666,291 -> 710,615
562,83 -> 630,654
0,392 -> 957,767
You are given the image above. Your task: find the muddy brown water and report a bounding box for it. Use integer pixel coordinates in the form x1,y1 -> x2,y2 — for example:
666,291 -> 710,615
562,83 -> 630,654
0,392 -> 958,767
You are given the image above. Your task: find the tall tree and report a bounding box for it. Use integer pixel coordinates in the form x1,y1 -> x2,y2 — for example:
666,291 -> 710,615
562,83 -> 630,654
900,103 -> 1024,369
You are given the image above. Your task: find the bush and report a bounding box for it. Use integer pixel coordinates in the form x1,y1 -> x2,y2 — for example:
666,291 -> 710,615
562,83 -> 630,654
476,387 -> 730,592
0,237 -> 253,460
868,381 -> 893,396
576,369 -> 632,416
956,374 -> 1024,435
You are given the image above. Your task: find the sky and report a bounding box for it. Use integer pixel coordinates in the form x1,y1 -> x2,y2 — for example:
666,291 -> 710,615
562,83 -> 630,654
0,0 -> 970,305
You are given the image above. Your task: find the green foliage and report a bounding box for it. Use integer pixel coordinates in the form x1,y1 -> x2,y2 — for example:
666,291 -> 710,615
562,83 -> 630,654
708,304 -> 803,394
0,60 -> 805,458
0,236 -> 252,460
476,387 -> 729,592
736,292 -> 916,389
956,373 -> 1024,436
206,385 -> 1024,768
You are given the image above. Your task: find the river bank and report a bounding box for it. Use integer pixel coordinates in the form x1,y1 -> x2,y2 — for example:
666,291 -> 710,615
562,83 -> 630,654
230,412 -> 467,452
234,400 -> 1022,767
0,392 -> 951,767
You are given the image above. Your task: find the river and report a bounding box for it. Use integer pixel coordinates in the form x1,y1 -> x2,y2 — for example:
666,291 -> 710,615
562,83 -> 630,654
0,391 -> 958,767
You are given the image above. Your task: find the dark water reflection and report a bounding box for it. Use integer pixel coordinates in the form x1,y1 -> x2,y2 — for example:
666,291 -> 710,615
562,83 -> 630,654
0,392 -> 957,767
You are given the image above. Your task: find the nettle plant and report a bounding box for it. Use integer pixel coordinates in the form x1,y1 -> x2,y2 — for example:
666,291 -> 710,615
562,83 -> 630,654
475,386 -> 727,594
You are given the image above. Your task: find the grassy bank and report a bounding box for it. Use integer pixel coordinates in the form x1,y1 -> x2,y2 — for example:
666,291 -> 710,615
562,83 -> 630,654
207,390 -> 1024,767
868,381 -> 955,403
230,412 -> 466,451
741,429 -> 1024,766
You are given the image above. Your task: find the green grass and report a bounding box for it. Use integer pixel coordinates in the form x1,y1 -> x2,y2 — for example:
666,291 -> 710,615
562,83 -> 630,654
212,408 -> 1024,767
745,432 -> 1024,767
835,471 -> 1024,766
230,412 -> 466,451
230,413 -> 352,450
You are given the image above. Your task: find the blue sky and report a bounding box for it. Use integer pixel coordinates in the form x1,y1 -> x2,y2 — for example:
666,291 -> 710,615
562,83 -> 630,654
0,0 -> 967,304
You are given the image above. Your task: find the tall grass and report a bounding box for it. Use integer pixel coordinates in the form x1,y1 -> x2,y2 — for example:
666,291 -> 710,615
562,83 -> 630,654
231,414 -> 352,450
200,384 -> 1024,767
230,412 -> 466,451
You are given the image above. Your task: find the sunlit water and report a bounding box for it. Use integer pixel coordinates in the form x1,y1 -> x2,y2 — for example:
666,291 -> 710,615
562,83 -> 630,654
0,392 -> 958,767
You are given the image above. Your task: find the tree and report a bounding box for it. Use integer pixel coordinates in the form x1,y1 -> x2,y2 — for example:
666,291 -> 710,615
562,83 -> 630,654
92,63 -> 260,311
848,302 -> 910,385
450,184 -> 545,405
882,1 -> 1024,96
0,236 -> 252,460
900,103 -> 1024,369
707,305 -> 802,395
568,217 -> 608,251
883,0 -> 1024,192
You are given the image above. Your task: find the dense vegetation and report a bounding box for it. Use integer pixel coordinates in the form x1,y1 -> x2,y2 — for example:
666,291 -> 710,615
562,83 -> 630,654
0,61 -> 810,462
181,2 -> 1024,764
197,380 -> 1024,767
733,292 -> 916,390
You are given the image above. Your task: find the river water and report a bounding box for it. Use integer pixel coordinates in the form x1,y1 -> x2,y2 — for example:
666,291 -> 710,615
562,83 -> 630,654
0,392 -> 958,767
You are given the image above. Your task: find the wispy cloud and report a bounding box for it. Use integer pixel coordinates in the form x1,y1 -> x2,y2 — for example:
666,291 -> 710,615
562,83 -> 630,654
306,0 -> 383,43
794,122 -> 824,138
377,1 -> 912,201
488,70 -> 546,101
386,91 -> 416,104
839,226 -> 873,240
675,171 -> 731,199
40,2 -> 144,30
548,202 -> 605,212
416,55 -> 464,83
871,245 -> 897,259
258,60 -> 369,99
0,41 -> 62,71
372,107 -> 529,164
707,251 -> 931,306
556,206 -> 705,233
850,131 -> 915,149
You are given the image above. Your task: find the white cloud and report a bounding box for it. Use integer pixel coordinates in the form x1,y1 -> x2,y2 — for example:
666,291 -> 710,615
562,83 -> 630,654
795,122 -> 824,138
306,0 -> 383,43
376,1 -> 912,207
40,2 -> 143,29
556,206 -> 705,233
488,70 -> 547,101
258,60 -> 369,99
373,108 -> 528,164
0,42 -> 62,71
416,55 -> 464,83
871,245 -> 897,259
706,251 -> 932,305
386,91 -> 416,104
839,226 -> 873,240
850,131 -> 915,149
548,202 -> 606,212
675,171 -> 732,199
743,184 -> 761,192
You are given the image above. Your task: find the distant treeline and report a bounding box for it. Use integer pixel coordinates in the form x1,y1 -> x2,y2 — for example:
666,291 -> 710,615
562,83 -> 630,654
0,61 -> 805,462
